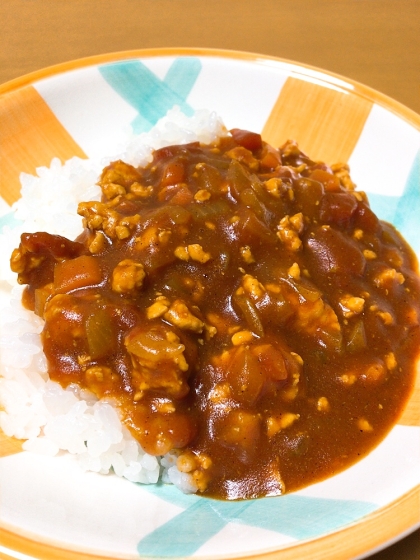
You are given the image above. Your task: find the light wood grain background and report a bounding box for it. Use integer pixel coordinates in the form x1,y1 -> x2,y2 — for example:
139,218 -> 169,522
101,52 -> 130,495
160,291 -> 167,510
0,1 -> 419,559
1,0 -> 419,114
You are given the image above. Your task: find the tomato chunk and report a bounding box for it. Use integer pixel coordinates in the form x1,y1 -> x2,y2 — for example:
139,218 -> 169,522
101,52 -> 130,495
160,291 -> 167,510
230,129 -> 263,151
54,255 -> 102,292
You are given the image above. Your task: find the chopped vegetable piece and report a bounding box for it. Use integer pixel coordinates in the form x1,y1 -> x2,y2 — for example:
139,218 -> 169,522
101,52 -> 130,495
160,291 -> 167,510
54,255 -> 102,292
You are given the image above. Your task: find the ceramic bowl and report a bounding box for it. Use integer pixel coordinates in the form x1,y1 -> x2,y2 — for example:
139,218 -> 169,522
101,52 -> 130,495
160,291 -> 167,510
0,48 -> 419,560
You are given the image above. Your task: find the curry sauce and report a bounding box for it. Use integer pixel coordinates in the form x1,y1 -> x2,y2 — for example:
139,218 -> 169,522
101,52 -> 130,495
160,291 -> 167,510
11,130 -> 420,499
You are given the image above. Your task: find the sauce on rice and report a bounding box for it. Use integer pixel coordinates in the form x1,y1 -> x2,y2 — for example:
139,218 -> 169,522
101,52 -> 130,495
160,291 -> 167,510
11,129 -> 420,499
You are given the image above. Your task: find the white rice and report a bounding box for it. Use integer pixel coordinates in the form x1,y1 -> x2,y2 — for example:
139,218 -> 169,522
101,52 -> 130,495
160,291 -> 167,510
0,107 -> 226,492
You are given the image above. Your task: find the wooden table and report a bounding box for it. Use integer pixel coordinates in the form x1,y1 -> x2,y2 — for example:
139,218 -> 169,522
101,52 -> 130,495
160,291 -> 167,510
0,1 -> 419,559
1,0 -> 419,114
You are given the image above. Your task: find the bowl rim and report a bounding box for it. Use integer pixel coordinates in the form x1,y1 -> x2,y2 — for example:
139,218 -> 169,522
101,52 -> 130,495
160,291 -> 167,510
1,46 -> 420,132
0,488 -> 418,560
0,46 -> 419,560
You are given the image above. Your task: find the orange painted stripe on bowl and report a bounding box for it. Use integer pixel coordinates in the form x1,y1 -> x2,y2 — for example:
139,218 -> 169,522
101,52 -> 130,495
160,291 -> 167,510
0,431 -> 22,458
262,76 -> 372,164
0,85 -> 87,206
0,526 -> 119,560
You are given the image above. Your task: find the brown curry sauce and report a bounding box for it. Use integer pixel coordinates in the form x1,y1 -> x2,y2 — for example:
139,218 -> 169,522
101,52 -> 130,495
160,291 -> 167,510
11,130 -> 420,500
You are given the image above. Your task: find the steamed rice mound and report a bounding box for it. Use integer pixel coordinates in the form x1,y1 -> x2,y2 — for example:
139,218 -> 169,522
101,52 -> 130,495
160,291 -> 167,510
0,108 -> 226,494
